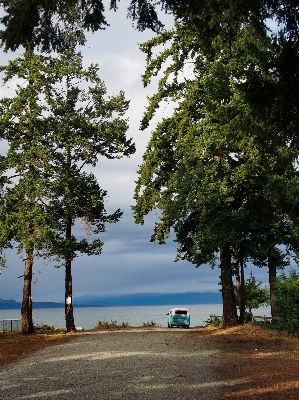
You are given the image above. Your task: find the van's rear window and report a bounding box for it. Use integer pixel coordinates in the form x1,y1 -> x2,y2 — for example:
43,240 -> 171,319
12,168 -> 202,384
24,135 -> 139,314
175,310 -> 187,315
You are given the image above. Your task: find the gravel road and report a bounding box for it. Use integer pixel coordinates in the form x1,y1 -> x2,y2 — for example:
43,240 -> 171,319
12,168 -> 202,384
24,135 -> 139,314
0,328 -> 222,399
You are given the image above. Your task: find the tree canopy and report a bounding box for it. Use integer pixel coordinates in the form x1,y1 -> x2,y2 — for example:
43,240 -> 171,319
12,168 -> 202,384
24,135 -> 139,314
1,0 -> 299,52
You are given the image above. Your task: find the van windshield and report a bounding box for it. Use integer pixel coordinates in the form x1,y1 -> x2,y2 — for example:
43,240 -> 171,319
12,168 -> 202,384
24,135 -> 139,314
175,310 -> 187,315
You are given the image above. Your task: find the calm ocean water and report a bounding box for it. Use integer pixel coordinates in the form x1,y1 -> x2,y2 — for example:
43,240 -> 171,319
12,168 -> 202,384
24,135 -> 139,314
0,304 -> 271,330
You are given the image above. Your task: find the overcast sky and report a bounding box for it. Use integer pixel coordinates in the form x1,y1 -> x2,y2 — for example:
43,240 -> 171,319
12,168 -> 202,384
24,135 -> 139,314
0,1 -> 280,302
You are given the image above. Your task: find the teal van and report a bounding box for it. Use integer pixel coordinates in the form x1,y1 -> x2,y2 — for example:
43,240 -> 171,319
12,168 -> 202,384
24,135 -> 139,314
166,308 -> 190,328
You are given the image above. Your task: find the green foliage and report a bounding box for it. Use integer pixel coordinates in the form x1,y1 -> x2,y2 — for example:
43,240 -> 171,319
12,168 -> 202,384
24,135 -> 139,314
0,47 -> 135,264
2,1 -> 299,53
235,272 -> 270,314
208,317 -> 222,328
133,7 -> 299,327
0,0 -> 167,52
133,21 -> 299,268
0,0 -> 108,51
273,270 -> 299,335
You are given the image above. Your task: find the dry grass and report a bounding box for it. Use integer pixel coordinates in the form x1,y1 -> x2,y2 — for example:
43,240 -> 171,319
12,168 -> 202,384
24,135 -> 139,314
0,331 -> 76,370
94,320 -> 130,329
189,324 -> 299,399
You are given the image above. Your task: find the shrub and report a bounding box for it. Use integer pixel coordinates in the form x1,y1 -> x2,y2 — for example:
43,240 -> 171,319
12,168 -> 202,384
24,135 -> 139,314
210,317 -> 222,327
235,272 -> 270,314
94,320 -> 130,329
273,270 -> 299,335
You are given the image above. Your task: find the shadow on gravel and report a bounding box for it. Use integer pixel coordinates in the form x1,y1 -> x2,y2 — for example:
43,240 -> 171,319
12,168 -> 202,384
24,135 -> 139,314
0,330 -> 221,400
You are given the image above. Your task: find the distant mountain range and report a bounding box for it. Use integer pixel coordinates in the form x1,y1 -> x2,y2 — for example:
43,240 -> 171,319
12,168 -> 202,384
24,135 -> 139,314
72,292 -> 222,306
0,292 -> 222,309
0,298 -> 66,310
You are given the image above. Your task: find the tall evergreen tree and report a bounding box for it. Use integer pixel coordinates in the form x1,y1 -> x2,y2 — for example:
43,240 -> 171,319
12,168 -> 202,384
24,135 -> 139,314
0,50 -> 60,333
133,21 -> 299,327
0,49 -> 135,332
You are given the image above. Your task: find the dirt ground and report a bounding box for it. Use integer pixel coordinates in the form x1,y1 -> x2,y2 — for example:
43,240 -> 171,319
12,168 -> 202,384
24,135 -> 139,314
1,324 -> 299,399
0,330 -> 76,369
197,325 -> 299,399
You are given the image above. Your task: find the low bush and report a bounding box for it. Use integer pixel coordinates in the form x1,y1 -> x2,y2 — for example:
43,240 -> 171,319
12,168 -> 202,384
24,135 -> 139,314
273,270 -> 299,335
94,320 -> 130,330
210,317 -> 222,327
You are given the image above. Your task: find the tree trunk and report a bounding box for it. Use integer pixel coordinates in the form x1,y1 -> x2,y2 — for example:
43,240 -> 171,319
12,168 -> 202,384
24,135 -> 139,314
65,257 -> 75,332
21,79 -> 35,335
220,246 -> 238,328
235,257 -> 245,324
64,137 -> 75,332
21,251 -> 34,334
268,254 -> 277,318
65,217 -> 75,332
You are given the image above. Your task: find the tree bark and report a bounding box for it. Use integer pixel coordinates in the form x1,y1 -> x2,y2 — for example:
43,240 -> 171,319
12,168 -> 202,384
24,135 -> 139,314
65,216 -> 75,332
235,257 -> 245,324
220,246 -> 238,328
21,251 -> 34,334
268,254 -> 277,318
65,257 -> 75,332
64,134 -> 75,332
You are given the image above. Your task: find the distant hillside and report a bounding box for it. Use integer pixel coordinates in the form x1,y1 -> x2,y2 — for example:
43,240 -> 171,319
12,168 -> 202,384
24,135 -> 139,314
72,292 -> 222,306
0,298 -> 104,309
0,298 -> 21,309
0,292 -> 222,309
0,298 -> 66,310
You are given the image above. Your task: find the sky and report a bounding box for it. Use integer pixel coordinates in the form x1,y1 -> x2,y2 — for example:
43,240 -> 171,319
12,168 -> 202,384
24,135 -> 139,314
0,1 -> 282,302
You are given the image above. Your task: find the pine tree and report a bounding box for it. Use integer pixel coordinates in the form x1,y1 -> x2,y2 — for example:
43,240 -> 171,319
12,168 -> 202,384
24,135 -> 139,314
133,21 -> 299,327
0,48 -> 135,332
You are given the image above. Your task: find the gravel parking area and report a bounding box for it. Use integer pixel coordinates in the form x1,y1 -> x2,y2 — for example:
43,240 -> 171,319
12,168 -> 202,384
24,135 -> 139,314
0,328 -> 220,400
